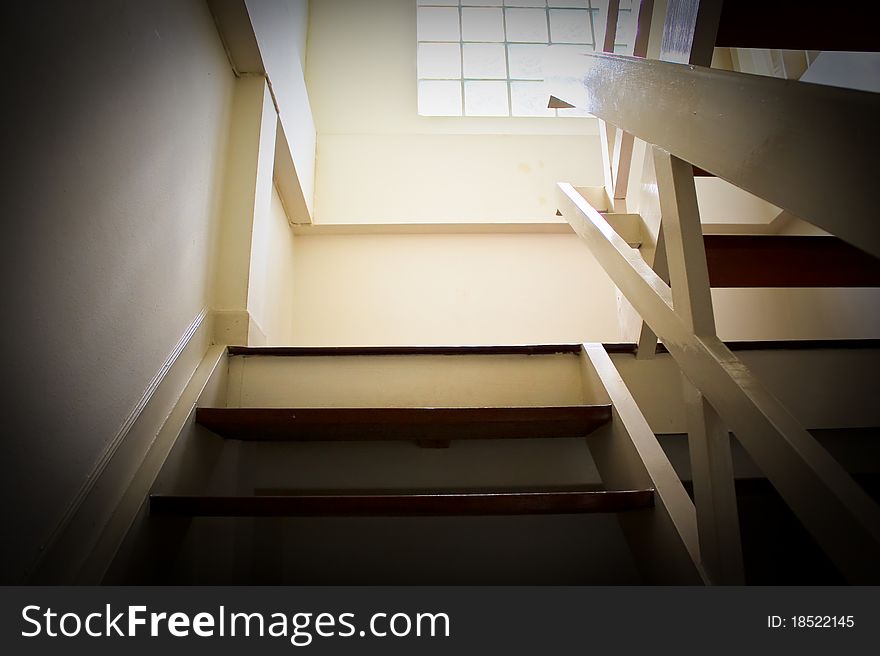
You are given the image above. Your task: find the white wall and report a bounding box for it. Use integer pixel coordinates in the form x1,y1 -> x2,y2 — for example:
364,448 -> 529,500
305,0 -> 603,223
1,0 -> 234,582
248,186 -> 298,344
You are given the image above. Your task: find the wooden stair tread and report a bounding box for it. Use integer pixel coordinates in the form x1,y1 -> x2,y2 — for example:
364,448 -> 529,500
149,489 -> 654,517
715,0 -> 879,52
703,235 -> 880,288
196,405 -> 612,441
227,344 -> 583,357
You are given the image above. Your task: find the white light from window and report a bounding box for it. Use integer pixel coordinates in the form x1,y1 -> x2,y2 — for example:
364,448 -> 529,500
461,7 -> 506,40
505,8 -> 550,42
465,80 -> 510,115
418,80 -> 464,115
463,43 -> 508,78
417,1 -> 634,117
417,7 -> 461,41
510,81 -> 554,116
418,42 -> 463,78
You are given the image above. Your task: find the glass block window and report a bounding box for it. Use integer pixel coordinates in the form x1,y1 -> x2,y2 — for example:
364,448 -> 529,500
416,1 -> 637,117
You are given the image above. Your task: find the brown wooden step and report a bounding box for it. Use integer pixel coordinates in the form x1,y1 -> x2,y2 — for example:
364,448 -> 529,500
196,406 -> 612,441
149,489 -> 654,517
227,344 -> 583,357
703,235 -> 880,288
715,1 -> 879,52
604,338 -> 880,355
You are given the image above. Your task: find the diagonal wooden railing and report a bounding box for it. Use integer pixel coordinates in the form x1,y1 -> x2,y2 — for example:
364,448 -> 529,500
557,181 -> 880,583
595,0 -> 655,206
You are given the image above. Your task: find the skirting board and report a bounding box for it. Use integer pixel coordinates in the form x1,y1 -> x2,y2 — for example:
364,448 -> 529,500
29,309 -> 223,583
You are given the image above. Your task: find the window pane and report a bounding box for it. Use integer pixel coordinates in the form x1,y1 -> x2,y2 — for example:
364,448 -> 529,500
418,80 -> 463,116
465,80 -> 510,115
615,9 -> 636,47
416,0 -> 591,118
510,81 -> 554,116
462,7 -> 505,41
505,8 -> 549,42
508,43 -> 546,79
418,43 -> 462,79
463,43 -> 507,78
549,9 -> 590,43
417,7 -> 461,42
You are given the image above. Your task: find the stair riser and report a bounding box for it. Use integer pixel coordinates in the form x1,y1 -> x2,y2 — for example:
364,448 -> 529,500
227,353 -> 601,408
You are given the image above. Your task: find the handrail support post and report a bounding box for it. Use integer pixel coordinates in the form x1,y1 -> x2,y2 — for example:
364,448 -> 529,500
653,147 -> 744,583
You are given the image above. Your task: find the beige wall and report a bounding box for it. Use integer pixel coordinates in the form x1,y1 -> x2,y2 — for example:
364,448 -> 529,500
288,230 -> 880,347
290,232 -> 622,345
249,187 -> 299,344
305,0 -> 603,223
2,0 -> 234,581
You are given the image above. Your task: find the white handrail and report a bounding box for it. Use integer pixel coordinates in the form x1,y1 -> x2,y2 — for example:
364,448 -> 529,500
576,52 -> 880,257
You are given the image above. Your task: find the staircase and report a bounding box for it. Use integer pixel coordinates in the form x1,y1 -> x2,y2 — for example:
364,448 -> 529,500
111,344 -> 705,584
94,1 -> 880,587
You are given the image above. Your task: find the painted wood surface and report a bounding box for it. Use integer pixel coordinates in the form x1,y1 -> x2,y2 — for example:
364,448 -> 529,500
150,489 -> 655,517
576,53 -> 880,257
196,406 -> 612,441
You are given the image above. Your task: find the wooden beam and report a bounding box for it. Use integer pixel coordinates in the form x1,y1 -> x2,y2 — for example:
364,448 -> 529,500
716,0 -> 880,52
558,182 -> 880,583
207,0 -> 264,73
632,0 -> 655,58
597,0 -> 621,207
703,235 -> 880,288
606,0 -> 655,201
611,130 -> 635,199
583,345 -> 707,584
576,53 -> 880,258
653,150 -> 744,583
659,0 -> 723,65
653,150 -> 716,336
636,224 -> 668,359
149,489 -> 654,517
605,0 -> 621,52
208,0 -> 314,224
681,378 -> 745,583
196,406 -> 612,441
